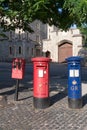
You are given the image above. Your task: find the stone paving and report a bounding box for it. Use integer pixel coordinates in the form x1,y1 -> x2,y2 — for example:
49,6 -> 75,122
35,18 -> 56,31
0,78 -> 87,130
0,63 -> 87,130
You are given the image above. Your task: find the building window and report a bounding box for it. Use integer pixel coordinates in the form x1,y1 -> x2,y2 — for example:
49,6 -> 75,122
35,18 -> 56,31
9,46 -> 12,55
18,46 -> 22,54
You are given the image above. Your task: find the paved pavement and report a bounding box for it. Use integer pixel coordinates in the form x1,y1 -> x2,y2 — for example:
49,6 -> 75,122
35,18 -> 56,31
0,62 -> 87,130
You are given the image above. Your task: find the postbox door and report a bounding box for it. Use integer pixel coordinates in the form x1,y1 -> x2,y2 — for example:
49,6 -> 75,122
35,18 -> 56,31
34,65 -> 49,98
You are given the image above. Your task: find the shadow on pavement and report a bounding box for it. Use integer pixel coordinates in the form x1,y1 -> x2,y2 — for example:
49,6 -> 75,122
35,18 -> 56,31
50,89 -> 67,106
18,96 -> 33,101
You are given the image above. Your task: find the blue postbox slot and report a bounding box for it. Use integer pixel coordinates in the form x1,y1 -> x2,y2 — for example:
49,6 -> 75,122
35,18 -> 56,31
66,56 -> 83,108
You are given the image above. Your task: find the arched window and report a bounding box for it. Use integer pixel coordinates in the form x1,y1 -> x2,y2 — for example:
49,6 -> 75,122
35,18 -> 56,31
19,46 -> 22,54
9,46 -> 12,55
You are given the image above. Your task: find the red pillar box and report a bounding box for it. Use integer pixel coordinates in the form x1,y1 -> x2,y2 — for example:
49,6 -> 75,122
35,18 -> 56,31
32,57 -> 51,109
12,58 -> 25,79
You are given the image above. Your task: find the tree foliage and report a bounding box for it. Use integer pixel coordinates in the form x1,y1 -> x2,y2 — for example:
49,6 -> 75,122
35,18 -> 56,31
64,0 -> 87,27
0,0 -> 87,32
64,0 -> 87,43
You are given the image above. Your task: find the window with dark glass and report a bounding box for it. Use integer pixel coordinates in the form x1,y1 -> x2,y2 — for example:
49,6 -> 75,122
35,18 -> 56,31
9,46 -> 12,55
19,46 -> 22,54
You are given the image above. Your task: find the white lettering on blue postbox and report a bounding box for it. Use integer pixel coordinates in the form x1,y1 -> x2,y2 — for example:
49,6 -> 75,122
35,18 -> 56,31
69,69 -> 79,77
71,86 -> 78,91
75,70 -> 79,77
69,70 -> 74,77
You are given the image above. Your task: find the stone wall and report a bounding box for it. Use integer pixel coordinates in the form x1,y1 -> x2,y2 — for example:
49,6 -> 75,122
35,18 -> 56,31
42,27 -> 83,62
0,20 -> 83,62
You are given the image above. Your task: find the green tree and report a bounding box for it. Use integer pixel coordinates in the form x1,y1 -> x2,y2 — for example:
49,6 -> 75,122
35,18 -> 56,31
0,0 -> 87,32
64,0 -> 87,27
64,0 -> 87,45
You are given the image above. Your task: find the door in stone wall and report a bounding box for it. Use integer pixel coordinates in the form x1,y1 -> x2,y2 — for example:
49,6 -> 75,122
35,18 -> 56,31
58,43 -> 72,63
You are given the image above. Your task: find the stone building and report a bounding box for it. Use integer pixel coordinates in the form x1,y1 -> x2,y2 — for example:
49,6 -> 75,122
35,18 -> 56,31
0,20 -> 83,62
0,20 -> 47,62
0,30 -> 36,62
42,26 -> 83,62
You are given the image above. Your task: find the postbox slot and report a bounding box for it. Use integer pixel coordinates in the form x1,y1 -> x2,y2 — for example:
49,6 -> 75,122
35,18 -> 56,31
70,65 -> 79,67
36,66 -> 47,70
36,65 -> 46,67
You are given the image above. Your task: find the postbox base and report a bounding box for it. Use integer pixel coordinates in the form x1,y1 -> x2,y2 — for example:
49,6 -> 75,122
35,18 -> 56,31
33,97 -> 50,109
68,98 -> 83,109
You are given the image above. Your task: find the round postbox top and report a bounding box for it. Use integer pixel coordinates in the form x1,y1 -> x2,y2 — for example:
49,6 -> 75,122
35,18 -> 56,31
66,56 -> 82,62
31,57 -> 51,62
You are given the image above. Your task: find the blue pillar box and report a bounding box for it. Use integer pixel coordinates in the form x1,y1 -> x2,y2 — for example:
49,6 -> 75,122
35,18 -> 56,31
66,56 -> 83,109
